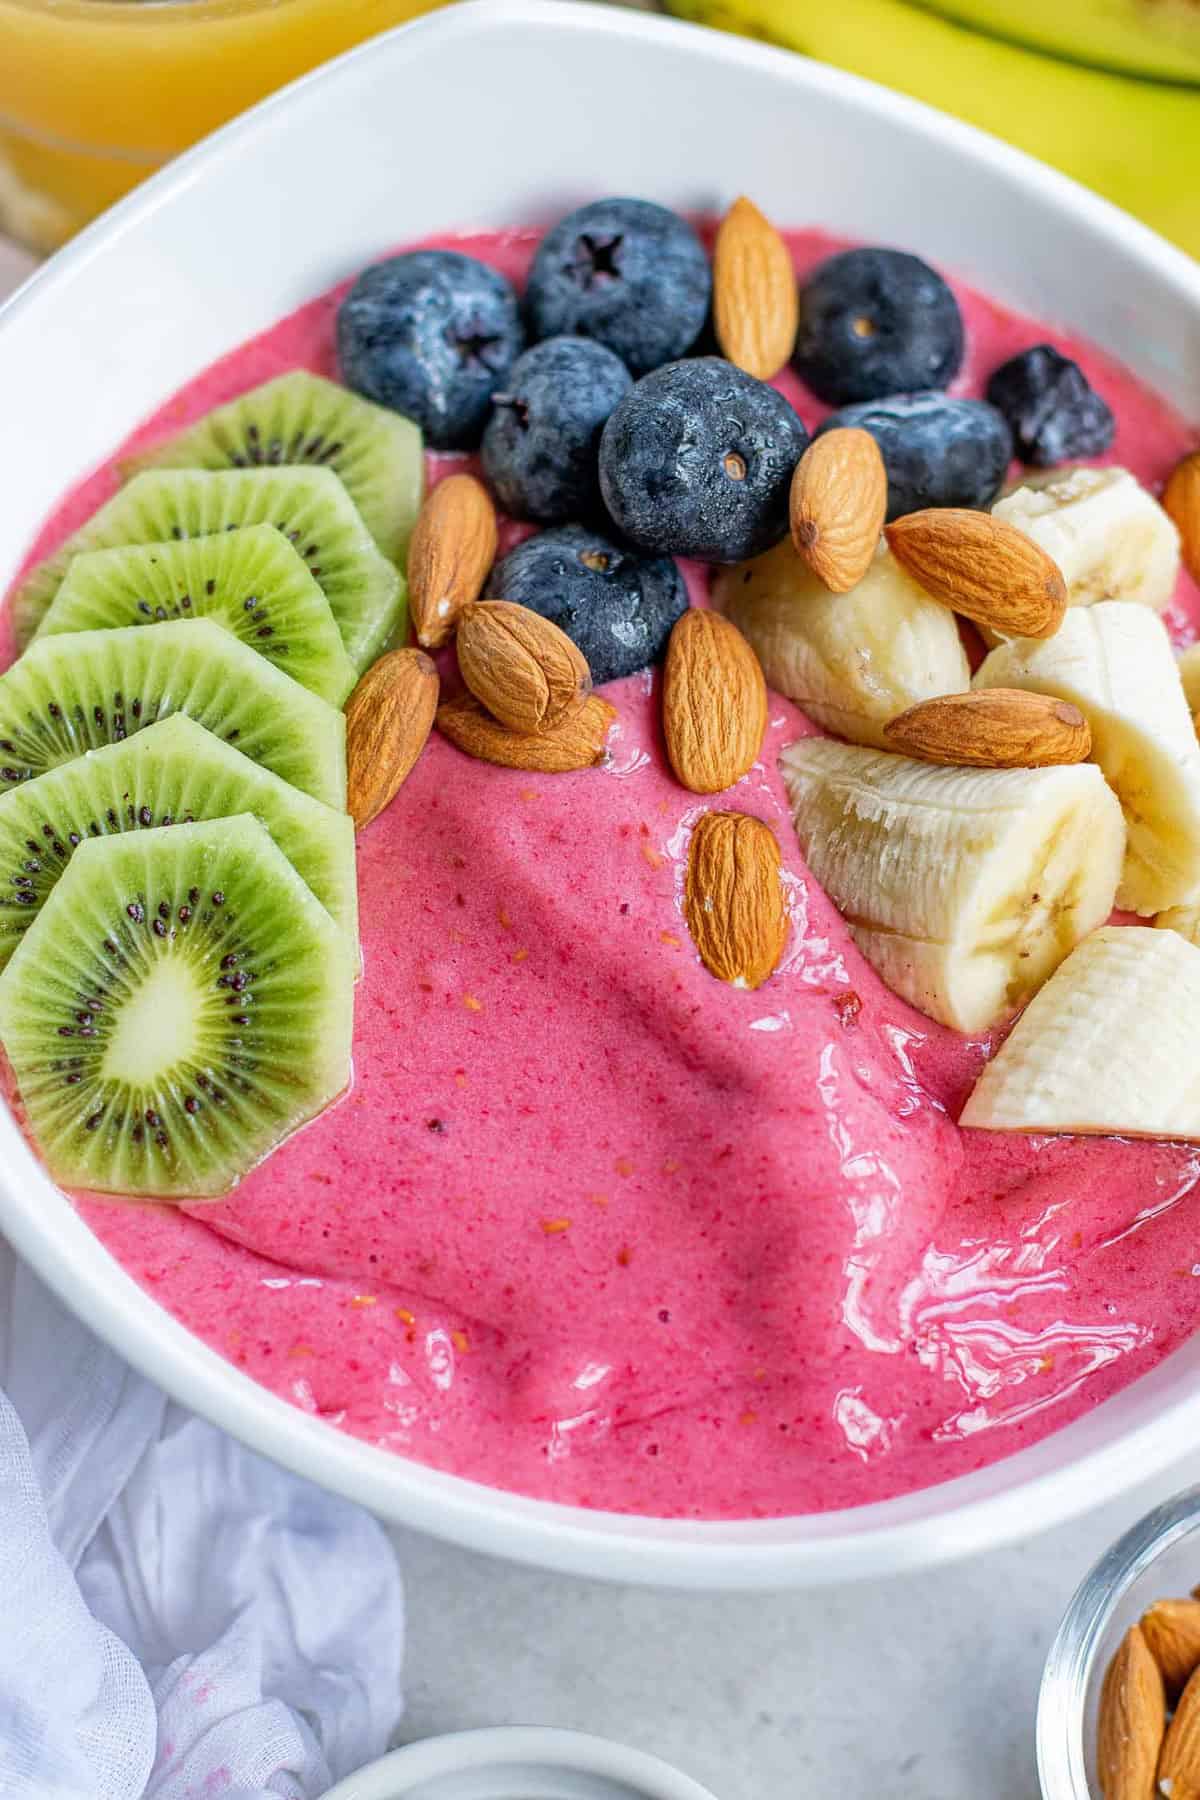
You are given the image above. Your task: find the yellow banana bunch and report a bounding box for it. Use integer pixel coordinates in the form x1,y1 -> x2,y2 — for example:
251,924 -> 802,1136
666,0 -> 1200,258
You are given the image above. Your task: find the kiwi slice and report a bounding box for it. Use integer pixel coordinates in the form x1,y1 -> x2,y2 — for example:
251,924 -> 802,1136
0,713 -> 358,971
0,619 -> 346,808
36,526 -> 357,707
11,468 -> 405,669
123,371 -> 424,567
0,814 -> 354,1198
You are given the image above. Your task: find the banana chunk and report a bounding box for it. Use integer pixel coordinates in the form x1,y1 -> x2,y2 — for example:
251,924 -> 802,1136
715,538 -> 968,751
993,465 -> 1180,615
781,739 -> 1124,1033
1178,642 -> 1200,716
961,926 -> 1200,1139
1155,901 -> 1200,945
975,602 -> 1200,916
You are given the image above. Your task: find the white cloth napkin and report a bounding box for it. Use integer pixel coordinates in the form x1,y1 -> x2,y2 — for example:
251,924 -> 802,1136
0,1237 -> 404,1799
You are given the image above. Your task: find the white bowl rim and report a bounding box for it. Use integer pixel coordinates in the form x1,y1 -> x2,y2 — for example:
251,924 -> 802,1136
2,0 -> 1200,1591
321,1726 -> 720,1799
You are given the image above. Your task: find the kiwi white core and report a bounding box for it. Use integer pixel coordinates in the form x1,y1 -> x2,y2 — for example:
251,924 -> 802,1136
100,958 -> 204,1087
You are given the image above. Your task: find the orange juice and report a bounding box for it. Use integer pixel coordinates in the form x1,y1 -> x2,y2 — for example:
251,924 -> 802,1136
0,0 -> 449,252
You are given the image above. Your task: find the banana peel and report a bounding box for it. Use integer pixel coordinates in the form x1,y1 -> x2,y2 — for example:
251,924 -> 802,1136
927,0 -> 1200,85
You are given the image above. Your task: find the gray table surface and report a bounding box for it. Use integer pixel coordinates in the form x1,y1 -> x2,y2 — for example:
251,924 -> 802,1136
3,232 -> 1195,1800
389,1460 -> 1199,1799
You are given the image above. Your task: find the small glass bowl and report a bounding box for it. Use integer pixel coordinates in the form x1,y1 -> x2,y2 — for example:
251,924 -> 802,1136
1039,1485 -> 1200,1799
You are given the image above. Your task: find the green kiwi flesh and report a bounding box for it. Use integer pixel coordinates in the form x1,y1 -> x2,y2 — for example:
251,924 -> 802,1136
11,468 -> 405,669
0,713 -> 358,971
123,371 -> 424,567
0,619 -> 346,808
36,526 -> 357,707
0,814 -> 354,1198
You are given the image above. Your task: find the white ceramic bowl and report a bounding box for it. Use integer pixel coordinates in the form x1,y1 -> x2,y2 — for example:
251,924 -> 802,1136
1,0 -> 1198,1590
321,1727 -> 720,1799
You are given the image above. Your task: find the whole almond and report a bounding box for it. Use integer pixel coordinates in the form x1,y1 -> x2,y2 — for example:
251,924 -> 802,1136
885,508 -> 1068,639
1097,1624 -> 1165,1800
345,647 -> 439,829
457,600 -> 591,734
1159,1662 -> 1200,1800
684,811 -> 788,990
1141,1599 -> 1200,1701
1164,450 -> 1200,585
663,609 -> 767,794
437,691 -> 616,772
406,473 -> 498,649
883,688 -> 1090,768
790,428 -> 887,593
713,196 -> 800,382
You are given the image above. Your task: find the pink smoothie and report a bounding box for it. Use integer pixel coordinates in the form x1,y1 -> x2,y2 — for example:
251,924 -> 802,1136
10,227 -> 1200,1519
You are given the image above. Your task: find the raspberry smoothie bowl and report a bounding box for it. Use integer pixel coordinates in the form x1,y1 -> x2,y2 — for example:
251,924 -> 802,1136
3,168 -> 1200,1537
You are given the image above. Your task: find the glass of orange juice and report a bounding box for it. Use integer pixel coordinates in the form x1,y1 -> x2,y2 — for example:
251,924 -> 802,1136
0,0 -> 451,254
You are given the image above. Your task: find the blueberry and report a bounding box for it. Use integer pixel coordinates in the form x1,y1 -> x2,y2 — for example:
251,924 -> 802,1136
985,344 -> 1115,467
794,248 -> 964,406
818,392 -> 1012,520
488,525 -> 687,685
337,250 -> 524,451
524,198 -> 711,378
480,337 -> 632,524
598,358 -> 808,563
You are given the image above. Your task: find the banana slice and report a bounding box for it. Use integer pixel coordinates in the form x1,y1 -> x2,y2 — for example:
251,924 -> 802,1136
993,465 -> 1180,616
780,738 -> 1124,1033
715,538 -> 968,750
1156,901 -> 1200,944
975,601 -> 1200,916
1178,642 -> 1200,715
961,926 -> 1200,1138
